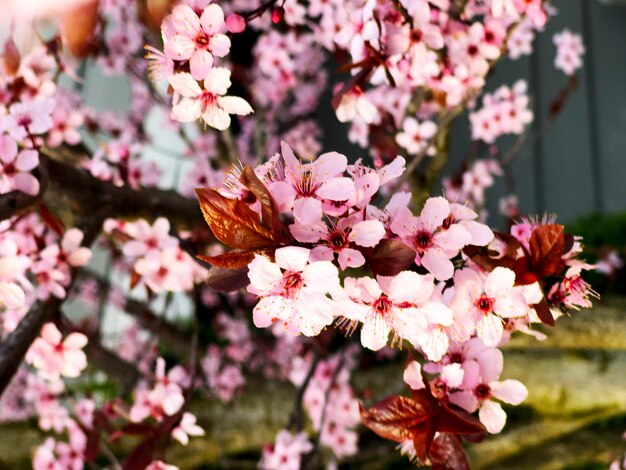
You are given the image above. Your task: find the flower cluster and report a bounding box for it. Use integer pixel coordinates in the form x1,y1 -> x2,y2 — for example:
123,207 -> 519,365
103,217 -> 203,293
151,2 -> 253,129
198,142 -> 597,465
470,80 -> 533,144
553,29 -> 585,76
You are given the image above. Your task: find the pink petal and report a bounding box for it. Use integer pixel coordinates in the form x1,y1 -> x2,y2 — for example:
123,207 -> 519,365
317,177 -> 355,201
63,332 -> 88,350
441,363 -> 464,388
434,224 -> 471,251
313,151 -> 348,178
0,136 -> 18,163
337,248 -> 365,270
403,361 -> 425,390
169,72 -> 202,98
208,34 -> 231,57
293,197 -> 322,225
14,173 -> 39,196
484,267 -> 516,297
302,260 -> 339,292
361,317 -> 390,351
387,271 -> 426,304
490,379 -> 528,405
289,222 -> 326,243
275,246 -> 310,272
15,150 -> 38,171
420,197 -> 450,230
421,248 -> 454,281
203,67 -> 231,95
164,34 -> 195,61
202,105 -> 230,130
479,400 -> 506,434
247,254 -> 282,294
475,313 -> 503,347
200,4 -> 225,34
218,96 -> 253,116
171,4 -> 201,36
350,220 -> 385,247
189,49 -> 213,80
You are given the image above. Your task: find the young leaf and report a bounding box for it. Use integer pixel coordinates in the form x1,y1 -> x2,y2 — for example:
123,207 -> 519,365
365,239 -> 415,276
196,188 -> 276,251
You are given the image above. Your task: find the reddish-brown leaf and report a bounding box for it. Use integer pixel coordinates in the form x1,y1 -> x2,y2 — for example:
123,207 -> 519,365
533,296 -> 555,326
196,188 -> 276,251
464,232 -> 521,273
240,165 -> 284,242
129,269 -> 141,290
365,239 -> 415,276
39,203 -> 65,236
204,265 -> 250,292
430,433 -> 470,470
529,224 -> 566,278
198,251 -> 256,270
122,439 -> 156,470
84,428 -> 100,463
359,396 -> 431,443
3,38 -> 20,76
60,0 -> 100,58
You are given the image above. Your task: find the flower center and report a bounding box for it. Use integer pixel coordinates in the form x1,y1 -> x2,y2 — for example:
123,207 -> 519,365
475,383 -> 491,400
414,230 -> 433,250
373,295 -> 393,316
200,91 -> 217,111
475,294 -> 494,314
195,32 -> 210,49
410,29 -> 423,43
467,45 -> 479,56
281,271 -> 303,292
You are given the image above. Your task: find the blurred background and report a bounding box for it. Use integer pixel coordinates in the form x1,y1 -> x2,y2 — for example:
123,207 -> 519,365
1,0 -> 626,469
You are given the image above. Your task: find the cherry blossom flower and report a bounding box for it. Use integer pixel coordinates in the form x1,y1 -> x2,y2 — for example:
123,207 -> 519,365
553,29 -> 585,76
260,430 -> 313,470
0,135 -> 39,196
164,4 -> 230,80
168,69 -> 253,130
290,214 -> 385,270
266,142 -> 355,225
451,267 -> 529,347
395,118 -> 437,155
391,197 -> 473,281
247,246 -> 340,336
172,412 -> 205,445
26,323 -> 88,381
334,271 -> 443,351
448,344 -> 528,433
7,98 -> 55,140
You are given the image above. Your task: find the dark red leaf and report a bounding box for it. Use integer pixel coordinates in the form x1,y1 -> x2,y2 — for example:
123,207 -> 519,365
359,396 -> 431,443
204,265 -> 250,292
39,203 -> 65,236
129,269 -> 141,290
109,423 -> 154,442
196,188 -> 276,251
533,296 -> 555,326
529,224 -> 566,278
239,165 -> 285,243
430,433 -> 470,470
122,439 -> 156,470
198,251 -> 256,269
365,239 -> 415,276
3,38 -> 20,75
84,429 -> 100,463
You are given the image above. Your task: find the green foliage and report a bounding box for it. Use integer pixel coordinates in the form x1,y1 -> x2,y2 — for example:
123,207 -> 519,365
568,212 -> 626,249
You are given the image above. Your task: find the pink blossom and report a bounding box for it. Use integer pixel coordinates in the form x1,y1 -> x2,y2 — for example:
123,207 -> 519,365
553,29 -> 585,76
0,135 -> 39,196
26,323 -> 88,380
164,4 -> 231,80
172,412 -> 205,445
334,271 -> 440,351
267,142 -> 355,225
391,197 -> 472,281
451,267 -> 529,347
168,69 -> 253,130
247,246 -> 340,336
8,98 -> 55,140
395,118 -> 437,155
